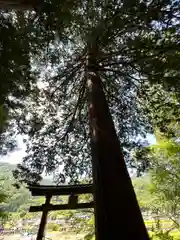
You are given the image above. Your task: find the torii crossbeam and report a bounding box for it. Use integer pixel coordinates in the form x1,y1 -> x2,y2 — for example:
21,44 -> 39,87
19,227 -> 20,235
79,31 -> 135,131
28,184 -> 94,240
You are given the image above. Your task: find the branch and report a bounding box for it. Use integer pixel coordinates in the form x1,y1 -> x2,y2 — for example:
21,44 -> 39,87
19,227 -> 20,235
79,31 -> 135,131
100,73 -> 122,105
99,67 -> 140,88
60,77 -> 87,141
169,216 -> 180,230
49,50 -> 87,98
11,109 -> 28,135
49,62 -> 84,98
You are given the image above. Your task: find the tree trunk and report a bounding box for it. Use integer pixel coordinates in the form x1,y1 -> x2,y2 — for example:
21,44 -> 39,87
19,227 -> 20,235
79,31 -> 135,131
87,70 -> 149,240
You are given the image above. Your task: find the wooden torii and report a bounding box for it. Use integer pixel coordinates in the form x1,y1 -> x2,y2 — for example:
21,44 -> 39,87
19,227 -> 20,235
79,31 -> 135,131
28,184 -> 94,240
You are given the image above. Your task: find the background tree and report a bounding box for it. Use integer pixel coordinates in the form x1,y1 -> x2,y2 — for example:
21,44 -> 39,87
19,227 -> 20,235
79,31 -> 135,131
0,178 -> 8,222
0,10 -> 41,155
134,84 -> 180,175
133,123 -> 180,240
0,7 -> 61,156
149,133 -> 180,229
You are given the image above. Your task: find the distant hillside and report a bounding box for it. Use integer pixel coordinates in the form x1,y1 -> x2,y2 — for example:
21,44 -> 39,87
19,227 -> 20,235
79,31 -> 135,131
0,162 -> 54,214
0,161 -> 53,185
0,161 -> 16,171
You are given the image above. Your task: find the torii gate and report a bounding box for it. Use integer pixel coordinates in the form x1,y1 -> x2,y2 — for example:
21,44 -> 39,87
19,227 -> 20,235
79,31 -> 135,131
28,184 -> 94,240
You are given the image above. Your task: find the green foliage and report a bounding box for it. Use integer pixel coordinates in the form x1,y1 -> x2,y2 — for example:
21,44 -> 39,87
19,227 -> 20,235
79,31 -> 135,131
0,11 -> 38,155
47,223 -> 61,232
0,172 -> 9,221
0,191 -> 8,221
133,127 -> 180,239
134,87 -> 180,174
0,162 -> 60,225
4,0 -> 177,184
150,229 -> 180,240
0,163 -> 31,213
149,138 -> 180,231
84,217 -> 94,240
132,175 -> 155,213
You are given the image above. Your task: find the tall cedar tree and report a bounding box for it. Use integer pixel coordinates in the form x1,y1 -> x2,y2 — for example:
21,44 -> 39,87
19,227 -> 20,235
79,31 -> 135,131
0,0 -> 179,239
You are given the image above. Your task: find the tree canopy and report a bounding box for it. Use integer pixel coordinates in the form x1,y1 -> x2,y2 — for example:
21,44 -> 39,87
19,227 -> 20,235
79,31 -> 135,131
0,0 -> 175,185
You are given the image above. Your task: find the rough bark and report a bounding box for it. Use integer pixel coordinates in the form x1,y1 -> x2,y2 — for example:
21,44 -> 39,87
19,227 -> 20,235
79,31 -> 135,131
87,70 -> 149,240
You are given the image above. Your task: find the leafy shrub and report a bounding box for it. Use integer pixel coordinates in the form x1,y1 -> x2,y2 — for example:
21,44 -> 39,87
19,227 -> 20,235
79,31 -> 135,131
47,223 -> 61,231
149,219 -> 180,240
